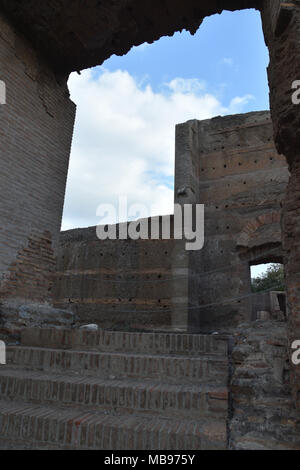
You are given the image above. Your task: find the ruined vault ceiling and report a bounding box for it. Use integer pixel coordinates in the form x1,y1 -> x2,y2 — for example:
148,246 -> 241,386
0,0 -> 262,74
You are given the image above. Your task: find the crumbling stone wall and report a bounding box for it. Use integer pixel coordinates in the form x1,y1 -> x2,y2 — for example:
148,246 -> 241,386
0,13 -> 76,318
175,111 -> 289,333
229,319 -> 300,450
54,220 -> 177,331
261,0 -> 300,410
55,112 -> 289,334
0,0 -> 299,406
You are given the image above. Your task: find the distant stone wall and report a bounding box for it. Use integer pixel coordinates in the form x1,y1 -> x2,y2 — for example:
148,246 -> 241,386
55,112 -> 289,333
54,220 -> 180,331
252,291 -> 286,321
175,111 -> 289,333
0,13 -> 76,310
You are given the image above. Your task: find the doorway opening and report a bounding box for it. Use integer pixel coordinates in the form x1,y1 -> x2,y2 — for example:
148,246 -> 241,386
250,262 -> 286,320
251,262 -> 285,292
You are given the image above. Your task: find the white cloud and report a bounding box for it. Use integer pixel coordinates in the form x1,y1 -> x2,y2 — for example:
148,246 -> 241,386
166,78 -> 206,94
228,94 -> 254,112
62,69 -> 254,230
221,57 -> 234,66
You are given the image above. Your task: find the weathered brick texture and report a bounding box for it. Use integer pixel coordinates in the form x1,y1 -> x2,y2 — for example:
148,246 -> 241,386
55,112 -> 289,333
0,0 -> 299,437
0,12 -> 76,308
261,0 -> 300,409
54,221 -> 176,331
0,231 -> 56,301
0,328 -> 229,450
174,112 -> 289,333
229,320 -> 300,450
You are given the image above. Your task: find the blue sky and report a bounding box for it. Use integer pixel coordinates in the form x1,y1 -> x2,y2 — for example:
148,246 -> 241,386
101,9 -> 269,111
62,9 -> 271,276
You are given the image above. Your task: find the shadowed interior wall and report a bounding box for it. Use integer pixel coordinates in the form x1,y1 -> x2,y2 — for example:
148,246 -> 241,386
54,220 -> 178,331
0,1 -> 261,74
175,111 -> 289,333
0,13 -> 76,309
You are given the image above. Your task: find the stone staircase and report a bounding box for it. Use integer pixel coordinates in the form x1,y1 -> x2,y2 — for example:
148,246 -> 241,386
0,328 -> 229,449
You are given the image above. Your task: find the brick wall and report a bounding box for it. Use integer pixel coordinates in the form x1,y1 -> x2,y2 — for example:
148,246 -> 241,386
175,111 -> 289,333
261,0 -> 300,410
54,220 -> 177,331
0,13 -> 76,312
229,319 -> 300,450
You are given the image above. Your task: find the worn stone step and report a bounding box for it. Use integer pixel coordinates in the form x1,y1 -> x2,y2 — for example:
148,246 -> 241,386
0,400 -> 227,450
0,368 -> 228,420
21,328 -> 228,356
6,346 -> 229,384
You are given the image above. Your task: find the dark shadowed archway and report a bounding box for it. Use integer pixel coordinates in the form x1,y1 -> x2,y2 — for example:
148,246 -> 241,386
0,0 -> 300,406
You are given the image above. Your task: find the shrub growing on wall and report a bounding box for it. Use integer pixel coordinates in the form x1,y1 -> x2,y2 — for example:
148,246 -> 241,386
251,264 -> 285,293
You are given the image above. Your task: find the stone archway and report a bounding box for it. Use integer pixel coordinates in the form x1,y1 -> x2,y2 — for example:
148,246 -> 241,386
0,0 -> 299,405
237,211 -> 282,252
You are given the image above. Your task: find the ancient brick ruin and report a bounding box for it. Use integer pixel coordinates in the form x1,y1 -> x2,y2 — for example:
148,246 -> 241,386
0,0 -> 300,450
53,111 -> 289,334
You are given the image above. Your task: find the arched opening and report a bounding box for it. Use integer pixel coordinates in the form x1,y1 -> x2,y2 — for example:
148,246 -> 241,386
1,0 -> 300,449
61,8 -> 269,231
53,8 -> 280,333
250,261 -> 286,320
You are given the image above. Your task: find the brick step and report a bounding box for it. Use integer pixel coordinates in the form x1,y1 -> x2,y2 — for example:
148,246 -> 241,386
0,368 -> 228,420
231,433 -> 300,451
0,400 -> 227,450
6,346 -> 229,384
21,328 -> 228,356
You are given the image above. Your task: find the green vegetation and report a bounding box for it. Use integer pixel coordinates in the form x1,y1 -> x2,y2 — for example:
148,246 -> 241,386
251,263 -> 285,293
